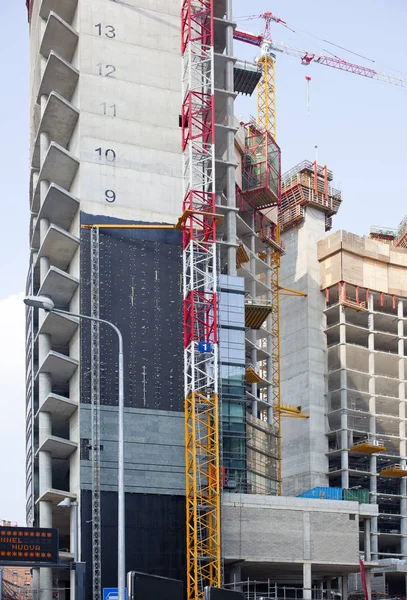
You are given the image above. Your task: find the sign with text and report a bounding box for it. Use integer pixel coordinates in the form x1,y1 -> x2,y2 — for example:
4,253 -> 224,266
0,526 -> 59,563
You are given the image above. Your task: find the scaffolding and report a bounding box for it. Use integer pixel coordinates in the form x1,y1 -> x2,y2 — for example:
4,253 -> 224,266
280,160 -> 342,232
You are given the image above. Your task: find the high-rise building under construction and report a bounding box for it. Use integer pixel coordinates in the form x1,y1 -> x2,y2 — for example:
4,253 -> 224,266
26,0 -> 285,595
24,0 -> 407,598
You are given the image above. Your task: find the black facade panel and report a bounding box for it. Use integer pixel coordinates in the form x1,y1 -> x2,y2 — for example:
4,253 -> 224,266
80,213 -> 183,411
81,491 -> 186,596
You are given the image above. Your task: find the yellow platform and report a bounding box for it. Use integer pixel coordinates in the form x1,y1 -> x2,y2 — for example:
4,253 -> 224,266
236,244 -> 250,268
246,366 -> 263,384
245,303 -> 273,329
380,464 -> 407,478
350,441 -> 387,454
278,404 -> 308,419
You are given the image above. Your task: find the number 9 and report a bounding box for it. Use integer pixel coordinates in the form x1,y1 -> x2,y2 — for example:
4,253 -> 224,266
105,190 -> 116,203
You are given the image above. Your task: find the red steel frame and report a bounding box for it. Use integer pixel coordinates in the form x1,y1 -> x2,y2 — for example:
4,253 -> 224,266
181,1 -> 222,598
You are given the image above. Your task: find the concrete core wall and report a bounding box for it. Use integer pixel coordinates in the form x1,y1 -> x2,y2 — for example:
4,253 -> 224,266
280,207 -> 329,495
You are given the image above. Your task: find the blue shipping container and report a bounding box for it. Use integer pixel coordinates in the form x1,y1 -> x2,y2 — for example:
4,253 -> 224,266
297,487 -> 342,500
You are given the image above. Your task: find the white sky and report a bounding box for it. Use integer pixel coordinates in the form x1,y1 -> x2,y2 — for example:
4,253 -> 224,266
1,0 -> 407,523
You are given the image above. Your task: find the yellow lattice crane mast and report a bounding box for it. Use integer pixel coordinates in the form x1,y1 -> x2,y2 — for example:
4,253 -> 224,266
256,45 -> 276,137
256,50 -> 276,139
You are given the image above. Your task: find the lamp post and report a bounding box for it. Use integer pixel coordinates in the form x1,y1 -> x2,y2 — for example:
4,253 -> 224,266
24,295 -> 126,600
57,498 -> 79,562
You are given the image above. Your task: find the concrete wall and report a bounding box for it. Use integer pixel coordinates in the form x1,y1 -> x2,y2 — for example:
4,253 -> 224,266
222,494 -> 368,565
77,0 -> 182,223
319,231 -> 407,295
280,207 -> 329,495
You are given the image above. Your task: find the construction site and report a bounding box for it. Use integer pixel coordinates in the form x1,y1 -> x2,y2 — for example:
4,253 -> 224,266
22,1 -> 407,600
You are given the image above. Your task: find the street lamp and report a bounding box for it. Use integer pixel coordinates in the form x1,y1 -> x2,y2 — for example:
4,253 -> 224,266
58,498 -> 79,562
24,295 -> 126,600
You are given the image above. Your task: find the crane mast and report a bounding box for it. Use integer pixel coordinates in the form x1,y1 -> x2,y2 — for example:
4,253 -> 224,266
181,0 -> 222,598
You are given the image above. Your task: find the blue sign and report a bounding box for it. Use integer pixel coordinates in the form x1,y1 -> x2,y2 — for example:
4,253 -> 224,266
198,341 -> 212,353
103,589 -> 128,600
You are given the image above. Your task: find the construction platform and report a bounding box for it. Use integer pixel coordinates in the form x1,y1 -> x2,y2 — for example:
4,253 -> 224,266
350,441 -> 387,454
379,464 -> 407,478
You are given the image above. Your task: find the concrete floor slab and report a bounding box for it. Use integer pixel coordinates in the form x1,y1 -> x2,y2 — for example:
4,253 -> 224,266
37,311 -> 78,347
37,350 -> 78,384
31,143 -> 79,213
37,435 -> 77,459
31,184 -> 79,249
36,392 -> 77,424
39,0 -> 77,24
37,52 -> 79,103
32,92 -> 79,169
40,12 -> 78,63
36,224 -> 79,270
36,488 -> 77,506
38,266 -> 79,308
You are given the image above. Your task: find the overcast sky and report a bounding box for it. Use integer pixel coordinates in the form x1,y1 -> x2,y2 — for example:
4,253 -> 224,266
1,0 -> 407,524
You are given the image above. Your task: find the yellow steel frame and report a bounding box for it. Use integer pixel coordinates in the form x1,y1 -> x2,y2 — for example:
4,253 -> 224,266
185,392 -> 222,600
268,247 -> 282,494
256,54 -> 276,140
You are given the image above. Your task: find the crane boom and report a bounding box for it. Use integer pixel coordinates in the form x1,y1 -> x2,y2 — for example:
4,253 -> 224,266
234,29 -> 407,89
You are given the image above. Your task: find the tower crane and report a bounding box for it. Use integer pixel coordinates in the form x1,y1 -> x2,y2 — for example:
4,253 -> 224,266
234,11 -> 407,140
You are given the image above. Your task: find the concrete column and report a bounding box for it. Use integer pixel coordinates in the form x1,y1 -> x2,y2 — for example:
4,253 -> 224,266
250,216 -> 258,417
341,574 -> 348,600
266,243 -> 273,424
32,568 -> 40,600
364,518 -> 371,562
303,563 -> 312,600
37,121 -> 53,600
40,568 -> 53,600
339,306 -> 349,488
366,293 -> 378,560
225,0 -> 237,276
38,333 -> 53,509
